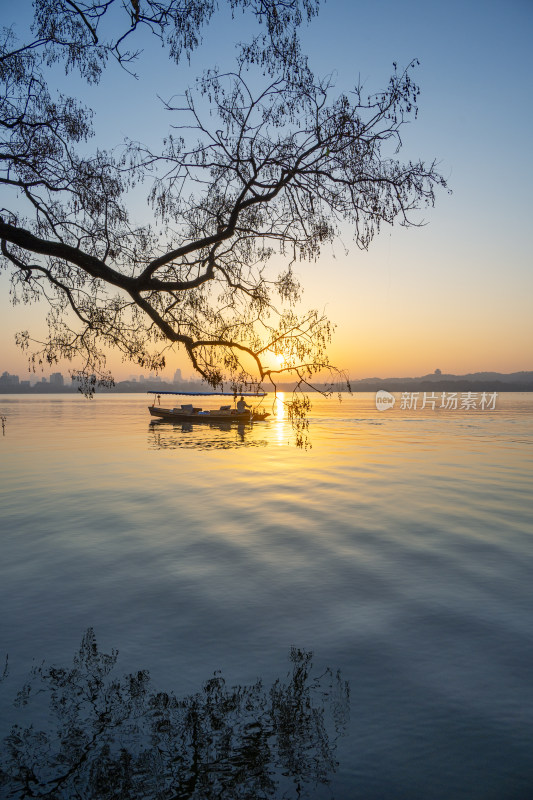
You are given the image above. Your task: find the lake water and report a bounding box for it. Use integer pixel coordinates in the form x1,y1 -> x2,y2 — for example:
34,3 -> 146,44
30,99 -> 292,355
0,392 -> 532,799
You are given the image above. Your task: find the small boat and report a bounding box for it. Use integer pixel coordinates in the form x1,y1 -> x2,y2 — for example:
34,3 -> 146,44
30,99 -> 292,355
149,406 -> 270,423
147,391 -> 270,423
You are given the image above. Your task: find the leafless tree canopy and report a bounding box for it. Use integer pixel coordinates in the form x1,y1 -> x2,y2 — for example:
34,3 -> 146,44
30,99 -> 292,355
0,0 -> 446,398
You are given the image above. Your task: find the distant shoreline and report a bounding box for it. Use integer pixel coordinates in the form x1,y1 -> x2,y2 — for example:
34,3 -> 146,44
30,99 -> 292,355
2,370 -> 532,395
1,381 -> 533,395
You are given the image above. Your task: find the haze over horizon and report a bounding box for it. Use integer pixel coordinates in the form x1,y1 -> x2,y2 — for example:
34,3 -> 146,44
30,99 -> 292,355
2,365 -> 532,388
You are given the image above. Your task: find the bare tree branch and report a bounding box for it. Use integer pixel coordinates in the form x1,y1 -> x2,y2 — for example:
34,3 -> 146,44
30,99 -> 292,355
1,1 -> 445,428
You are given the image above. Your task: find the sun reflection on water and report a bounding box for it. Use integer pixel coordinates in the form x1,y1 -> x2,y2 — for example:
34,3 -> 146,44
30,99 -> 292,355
270,392 -> 290,446
273,392 -> 286,421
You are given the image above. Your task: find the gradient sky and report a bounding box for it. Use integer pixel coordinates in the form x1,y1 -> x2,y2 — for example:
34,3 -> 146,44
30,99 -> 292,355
1,0 -> 532,381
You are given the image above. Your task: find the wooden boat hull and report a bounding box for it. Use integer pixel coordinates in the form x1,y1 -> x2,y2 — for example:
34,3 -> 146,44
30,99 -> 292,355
149,406 -> 270,423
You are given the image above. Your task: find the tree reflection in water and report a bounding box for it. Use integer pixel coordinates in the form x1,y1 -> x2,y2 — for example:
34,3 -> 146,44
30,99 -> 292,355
0,629 -> 349,799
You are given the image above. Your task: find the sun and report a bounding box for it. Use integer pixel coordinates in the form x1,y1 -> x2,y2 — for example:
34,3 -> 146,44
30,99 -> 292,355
271,353 -> 285,371
264,350 -> 286,372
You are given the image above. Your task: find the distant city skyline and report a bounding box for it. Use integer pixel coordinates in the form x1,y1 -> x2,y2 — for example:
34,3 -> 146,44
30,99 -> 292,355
2,366 -> 533,394
0,367 -> 200,388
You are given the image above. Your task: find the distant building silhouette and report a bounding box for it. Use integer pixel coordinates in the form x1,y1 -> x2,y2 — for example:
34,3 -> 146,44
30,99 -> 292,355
50,372 -> 64,386
0,371 -> 19,386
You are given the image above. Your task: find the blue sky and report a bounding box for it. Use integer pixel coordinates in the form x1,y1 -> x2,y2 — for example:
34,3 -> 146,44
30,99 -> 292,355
1,0 -> 532,379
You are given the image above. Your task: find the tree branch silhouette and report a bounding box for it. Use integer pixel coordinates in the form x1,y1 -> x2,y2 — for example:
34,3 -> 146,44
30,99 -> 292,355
1,2 -> 446,432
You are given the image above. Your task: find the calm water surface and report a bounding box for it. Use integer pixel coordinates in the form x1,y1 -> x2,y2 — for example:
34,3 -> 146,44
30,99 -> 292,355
0,392 -> 532,798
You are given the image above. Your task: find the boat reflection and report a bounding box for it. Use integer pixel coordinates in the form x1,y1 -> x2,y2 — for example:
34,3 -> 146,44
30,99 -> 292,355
0,629 -> 349,800
149,418 -> 270,450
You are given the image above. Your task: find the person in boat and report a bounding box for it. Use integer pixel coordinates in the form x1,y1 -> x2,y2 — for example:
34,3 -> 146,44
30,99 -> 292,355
236,395 -> 252,414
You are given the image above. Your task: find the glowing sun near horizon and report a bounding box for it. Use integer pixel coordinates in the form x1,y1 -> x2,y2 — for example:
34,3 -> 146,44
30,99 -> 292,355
264,351 -> 286,372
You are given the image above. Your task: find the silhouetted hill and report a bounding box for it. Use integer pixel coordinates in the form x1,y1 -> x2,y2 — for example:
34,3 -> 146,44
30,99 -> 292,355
275,371 -> 533,392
